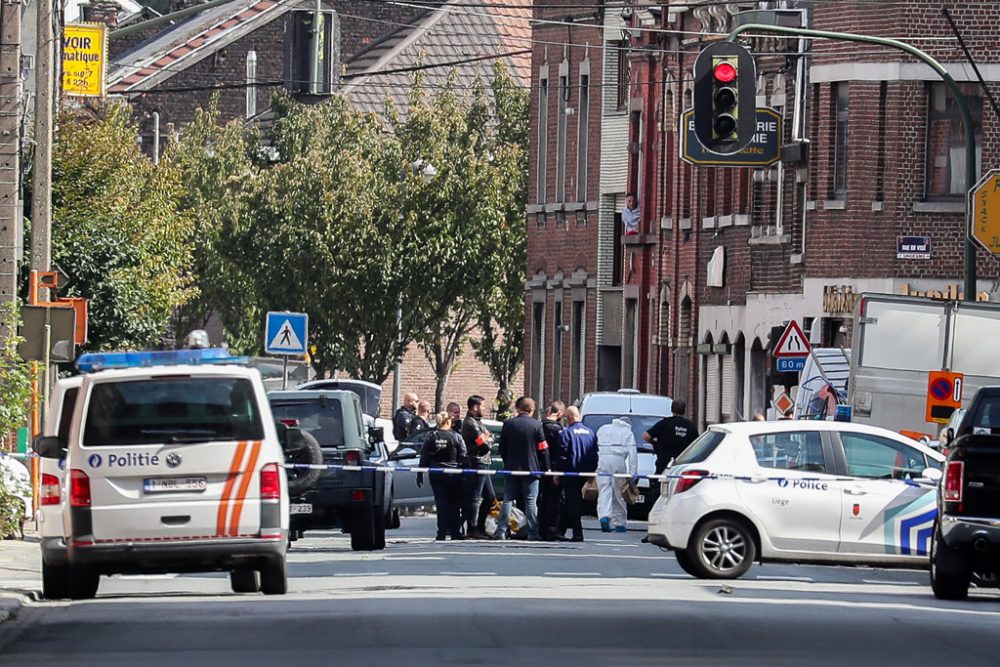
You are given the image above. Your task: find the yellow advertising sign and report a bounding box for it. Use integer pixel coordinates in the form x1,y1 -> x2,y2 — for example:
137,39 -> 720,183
62,23 -> 107,97
970,169 -> 1000,256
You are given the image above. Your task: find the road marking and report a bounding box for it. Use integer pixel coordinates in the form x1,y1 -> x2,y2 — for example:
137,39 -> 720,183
439,571 -> 497,576
862,579 -> 921,586
650,573 -> 689,578
333,572 -> 390,577
543,572 -> 603,577
113,574 -> 179,580
383,556 -> 445,561
755,575 -> 814,582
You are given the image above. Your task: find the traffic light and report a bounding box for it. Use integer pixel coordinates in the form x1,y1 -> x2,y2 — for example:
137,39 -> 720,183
693,42 -> 756,155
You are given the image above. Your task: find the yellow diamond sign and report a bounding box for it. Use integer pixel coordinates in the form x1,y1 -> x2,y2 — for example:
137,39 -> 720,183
970,169 -> 1000,255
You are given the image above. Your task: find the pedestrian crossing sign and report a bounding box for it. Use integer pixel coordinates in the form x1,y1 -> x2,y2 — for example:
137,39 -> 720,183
265,311 -> 308,355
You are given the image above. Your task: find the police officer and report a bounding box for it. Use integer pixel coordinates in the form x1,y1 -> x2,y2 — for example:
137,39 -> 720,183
643,399 -> 698,475
461,395 -> 495,539
418,412 -> 468,540
393,392 -> 419,441
537,401 -> 565,540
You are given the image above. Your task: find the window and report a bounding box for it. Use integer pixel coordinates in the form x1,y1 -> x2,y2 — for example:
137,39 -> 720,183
581,414 -> 659,453
270,398 -> 347,448
925,82 -> 982,198
576,73 -> 590,202
832,82 -> 849,199
58,388 -> 79,444
531,301 -> 545,402
749,431 -> 827,473
83,378 -> 264,446
616,44 -> 629,111
841,433 -> 932,479
245,50 -> 258,118
556,68 -> 568,203
674,430 -> 725,465
536,74 -> 548,203
875,82 -> 887,201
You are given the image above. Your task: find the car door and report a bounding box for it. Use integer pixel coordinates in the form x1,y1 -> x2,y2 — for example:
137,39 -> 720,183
736,430 -> 842,555
834,431 -> 938,558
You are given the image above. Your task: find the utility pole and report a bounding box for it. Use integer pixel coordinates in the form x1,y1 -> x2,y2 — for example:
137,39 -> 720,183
31,0 -> 54,300
0,0 -> 23,310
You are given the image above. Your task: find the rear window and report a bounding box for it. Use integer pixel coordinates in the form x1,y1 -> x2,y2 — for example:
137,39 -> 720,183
966,395 -> 1000,435
673,430 -> 725,465
270,398 -> 347,448
83,377 -> 264,446
581,414 -> 661,452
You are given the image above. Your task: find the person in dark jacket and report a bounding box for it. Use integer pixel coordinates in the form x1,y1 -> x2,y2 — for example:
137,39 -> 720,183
642,399 -> 698,474
537,401 -> 565,540
393,392 -> 419,441
461,395 -> 495,539
558,406 -> 598,542
494,397 -> 550,540
407,400 -> 432,438
418,412 -> 468,540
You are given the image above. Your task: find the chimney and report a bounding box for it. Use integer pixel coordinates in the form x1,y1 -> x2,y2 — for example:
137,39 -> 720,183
81,1 -> 120,30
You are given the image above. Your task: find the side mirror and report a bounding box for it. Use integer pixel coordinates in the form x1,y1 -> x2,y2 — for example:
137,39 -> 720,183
33,435 -> 65,459
918,467 -> 943,484
388,446 -> 417,461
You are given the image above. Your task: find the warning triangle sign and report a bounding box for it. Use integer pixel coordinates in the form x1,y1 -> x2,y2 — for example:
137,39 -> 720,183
269,319 -> 304,351
773,320 -> 811,358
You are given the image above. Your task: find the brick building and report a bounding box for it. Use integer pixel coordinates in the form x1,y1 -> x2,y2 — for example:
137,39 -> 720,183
101,0 -> 530,415
526,0 -> 1000,426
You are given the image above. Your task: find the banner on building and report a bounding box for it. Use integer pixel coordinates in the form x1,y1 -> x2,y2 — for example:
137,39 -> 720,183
62,23 -> 107,97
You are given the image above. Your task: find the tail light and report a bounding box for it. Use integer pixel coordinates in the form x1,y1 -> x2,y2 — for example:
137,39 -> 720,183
344,450 -> 361,466
41,473 -> 60,506
943,461 -> 964,503
351,490 -> 367,502
673,469 -> 709,495
69,469 -> 91,508
260,462 -> 281,500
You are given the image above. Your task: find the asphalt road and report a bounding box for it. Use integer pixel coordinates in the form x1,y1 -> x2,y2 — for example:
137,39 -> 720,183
2,515 -> 1000,666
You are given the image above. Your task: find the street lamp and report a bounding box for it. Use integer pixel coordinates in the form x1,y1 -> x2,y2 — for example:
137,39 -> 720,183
391,159 -> 437,414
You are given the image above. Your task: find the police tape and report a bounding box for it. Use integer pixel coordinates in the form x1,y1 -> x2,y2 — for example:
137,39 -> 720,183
0,451 -> 35,460
282,461 -> 928,487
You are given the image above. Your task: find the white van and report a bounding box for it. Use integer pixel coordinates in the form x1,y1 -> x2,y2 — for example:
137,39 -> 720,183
578,389 -> 673,514
35,363 -> 289,599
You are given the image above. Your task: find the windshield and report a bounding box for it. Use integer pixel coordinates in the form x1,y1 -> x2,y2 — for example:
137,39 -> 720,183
270,398 -> 346,447
581,414 -> 661,452
83,377 -> 264,446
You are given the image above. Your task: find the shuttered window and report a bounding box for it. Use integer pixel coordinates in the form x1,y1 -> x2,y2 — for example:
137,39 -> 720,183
705,355 -> 720,425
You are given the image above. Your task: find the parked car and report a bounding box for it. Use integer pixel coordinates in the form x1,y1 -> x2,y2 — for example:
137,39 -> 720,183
578,389 -> 672,516
647,420 -> 944,579
390,419 -> 504,506
931,386 -> 1000,600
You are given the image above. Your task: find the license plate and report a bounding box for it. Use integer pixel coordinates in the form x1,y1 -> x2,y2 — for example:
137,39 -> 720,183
143,477 -> 207,493
637,478 -> 650,488
290,503 -> 313,515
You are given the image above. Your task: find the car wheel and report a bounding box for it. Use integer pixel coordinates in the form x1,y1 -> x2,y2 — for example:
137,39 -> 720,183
68,565 -> 100,600
230,567 -> 260,593
689,518 -> 756,579
259,557 -> 288,595
387,506 -> 401,530
673,549 -> 700,578
930,523 -> 970,600
42,561 -> 70,600
350,508 -> 376,551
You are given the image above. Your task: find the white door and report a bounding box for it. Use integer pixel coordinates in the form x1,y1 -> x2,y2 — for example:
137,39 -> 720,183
736,430 -> 842,554
835,431 -> 937,558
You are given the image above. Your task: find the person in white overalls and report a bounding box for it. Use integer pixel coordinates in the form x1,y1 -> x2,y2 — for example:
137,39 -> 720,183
595,417 -> 638,533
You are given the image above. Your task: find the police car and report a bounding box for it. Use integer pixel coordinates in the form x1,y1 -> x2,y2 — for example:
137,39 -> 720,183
34,350 -> 289,599
647,420 -> 944,579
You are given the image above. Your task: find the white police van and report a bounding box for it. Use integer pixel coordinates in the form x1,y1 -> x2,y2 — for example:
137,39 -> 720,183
35,350 -> 289,599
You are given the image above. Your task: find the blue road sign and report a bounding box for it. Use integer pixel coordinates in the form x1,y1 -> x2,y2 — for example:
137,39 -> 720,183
265,311 -> 308,356
681,107 -> 782,167
776,357 -> 806,373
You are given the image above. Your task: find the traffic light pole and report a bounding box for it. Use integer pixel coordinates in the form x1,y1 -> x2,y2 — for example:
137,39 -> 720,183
727,24 -> 978,302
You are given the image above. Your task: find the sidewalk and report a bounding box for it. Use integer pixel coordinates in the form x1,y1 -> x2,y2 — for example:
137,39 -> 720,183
0,527 -> 42,622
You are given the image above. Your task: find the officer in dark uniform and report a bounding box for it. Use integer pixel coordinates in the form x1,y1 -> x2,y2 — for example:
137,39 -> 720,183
643,399 -> 698,474
537,401 -> 565,540
461,395 -> 495,539
418,412 -> 468,540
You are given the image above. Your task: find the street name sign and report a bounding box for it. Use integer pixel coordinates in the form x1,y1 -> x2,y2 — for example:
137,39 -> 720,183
969,168 -> 1000,255
265,311 -> 308,356
680,107 -> 782,167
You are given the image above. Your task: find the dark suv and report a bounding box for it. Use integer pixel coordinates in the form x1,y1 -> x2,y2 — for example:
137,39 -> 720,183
268,390 -> 394,551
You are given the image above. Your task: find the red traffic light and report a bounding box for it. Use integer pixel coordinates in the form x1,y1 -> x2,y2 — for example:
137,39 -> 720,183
713,62 -> 737,84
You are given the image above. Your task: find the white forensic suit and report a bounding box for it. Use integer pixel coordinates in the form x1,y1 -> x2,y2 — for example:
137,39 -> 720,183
595,417 -> 638,529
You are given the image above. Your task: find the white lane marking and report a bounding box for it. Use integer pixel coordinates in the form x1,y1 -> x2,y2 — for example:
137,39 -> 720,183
543,572 -> 603,577
439,571 -> 497,576
650,573 -> 690,578
382,556 -> 445,561
755,575 -> 814,582
862,579 -> 921,586
113,574 -> 179,580
333,572 -> 390,577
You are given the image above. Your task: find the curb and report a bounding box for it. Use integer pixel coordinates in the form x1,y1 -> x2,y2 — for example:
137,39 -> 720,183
0,591 -> 36,623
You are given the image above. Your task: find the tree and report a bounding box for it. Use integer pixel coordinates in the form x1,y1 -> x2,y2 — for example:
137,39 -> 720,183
469,64 -> 529,396
51,104 -> 196,351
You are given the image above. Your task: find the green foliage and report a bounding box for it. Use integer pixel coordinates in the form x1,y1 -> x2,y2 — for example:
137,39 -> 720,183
0,303 -> 32,438
52,104 -> 196,351
0,476 -> 25,539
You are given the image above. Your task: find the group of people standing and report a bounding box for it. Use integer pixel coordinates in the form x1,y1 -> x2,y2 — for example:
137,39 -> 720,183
392,391 -> 699,542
